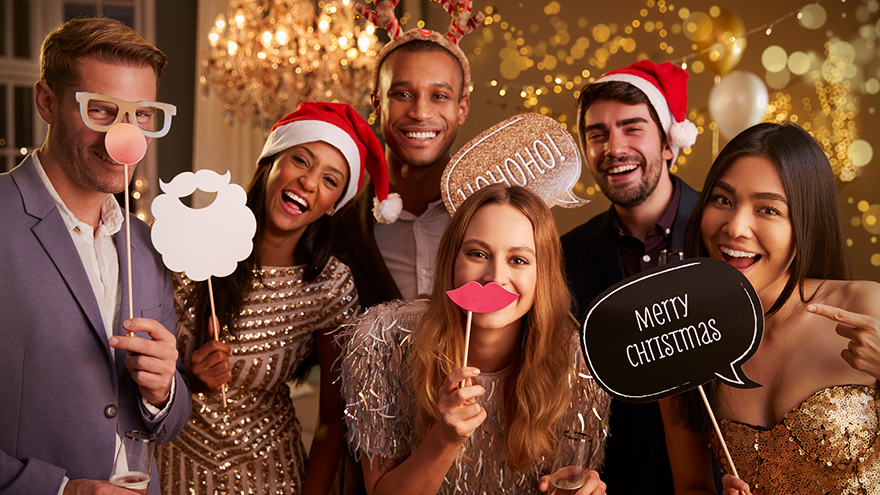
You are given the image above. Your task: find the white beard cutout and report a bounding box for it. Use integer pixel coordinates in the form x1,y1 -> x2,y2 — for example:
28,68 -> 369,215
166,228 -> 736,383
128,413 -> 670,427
151,169 -> 257,281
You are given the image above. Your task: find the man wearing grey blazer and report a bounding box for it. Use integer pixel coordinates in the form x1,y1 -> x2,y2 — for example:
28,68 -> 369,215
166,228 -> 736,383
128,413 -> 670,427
0,18 -> 189,495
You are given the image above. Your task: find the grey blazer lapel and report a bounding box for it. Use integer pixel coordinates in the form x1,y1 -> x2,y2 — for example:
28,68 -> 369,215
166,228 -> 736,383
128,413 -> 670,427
14,159 -> 114,364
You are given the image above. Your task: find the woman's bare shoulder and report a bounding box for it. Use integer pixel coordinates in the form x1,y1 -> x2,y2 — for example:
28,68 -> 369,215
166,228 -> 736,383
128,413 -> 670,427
808,278 -> 880,317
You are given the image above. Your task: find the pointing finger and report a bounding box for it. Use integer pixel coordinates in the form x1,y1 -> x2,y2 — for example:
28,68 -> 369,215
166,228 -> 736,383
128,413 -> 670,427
807,303 -> 873,330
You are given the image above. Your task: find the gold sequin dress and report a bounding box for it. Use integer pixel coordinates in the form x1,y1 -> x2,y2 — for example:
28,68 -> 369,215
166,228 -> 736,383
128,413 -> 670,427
340,299 -> 610,494
710,385 -> 880,494
157,258 -> 358,495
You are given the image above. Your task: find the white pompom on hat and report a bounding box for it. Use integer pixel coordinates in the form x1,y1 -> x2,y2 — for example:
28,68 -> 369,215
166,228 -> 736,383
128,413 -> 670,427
258,101 -> 402,223
594,60 -> 698,164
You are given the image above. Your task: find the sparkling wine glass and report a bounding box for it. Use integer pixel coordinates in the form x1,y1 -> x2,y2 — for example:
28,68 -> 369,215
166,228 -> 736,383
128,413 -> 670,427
658,248 -> 684,266
110,430 -> 154,494
550,430 -> 593,494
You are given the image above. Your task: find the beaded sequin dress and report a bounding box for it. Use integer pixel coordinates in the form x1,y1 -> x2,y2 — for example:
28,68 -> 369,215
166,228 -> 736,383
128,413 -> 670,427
157,258 -> 358,495
710,385 -> 880,494
340,299 -> 610,494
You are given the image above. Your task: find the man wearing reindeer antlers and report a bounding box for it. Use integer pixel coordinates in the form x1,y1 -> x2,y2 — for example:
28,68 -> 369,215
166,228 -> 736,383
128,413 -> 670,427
331,0 -> 484,310
561,61 -> 713,495
0,17 -> 190,495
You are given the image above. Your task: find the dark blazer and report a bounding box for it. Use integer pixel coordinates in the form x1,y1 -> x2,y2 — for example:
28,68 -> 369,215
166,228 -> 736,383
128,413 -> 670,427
331,182 -> 402,309
0,157 -> 191,495
561,176 -> 700,495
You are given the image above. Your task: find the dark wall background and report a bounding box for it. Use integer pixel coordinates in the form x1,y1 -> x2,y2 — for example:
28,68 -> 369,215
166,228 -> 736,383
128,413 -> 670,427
156,0 -> 197,189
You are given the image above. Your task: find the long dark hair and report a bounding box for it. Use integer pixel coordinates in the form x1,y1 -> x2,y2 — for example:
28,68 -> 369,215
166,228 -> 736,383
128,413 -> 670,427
674,122 -> 851,434
685,121 -> 850,316
186,156 -> 333,353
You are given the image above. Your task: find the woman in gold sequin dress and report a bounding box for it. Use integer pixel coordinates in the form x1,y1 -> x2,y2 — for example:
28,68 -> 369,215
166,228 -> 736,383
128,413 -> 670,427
341,185 -> 611,495
659,123 -> 880,495
157,102 -> 402,495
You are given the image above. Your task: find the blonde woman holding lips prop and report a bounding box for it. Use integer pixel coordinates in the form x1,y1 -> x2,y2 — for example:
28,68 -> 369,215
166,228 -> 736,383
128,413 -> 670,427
340,184 -> 611,495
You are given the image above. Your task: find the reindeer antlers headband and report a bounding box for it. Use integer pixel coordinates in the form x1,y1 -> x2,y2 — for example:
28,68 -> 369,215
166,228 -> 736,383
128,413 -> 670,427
357,0 -> 486,96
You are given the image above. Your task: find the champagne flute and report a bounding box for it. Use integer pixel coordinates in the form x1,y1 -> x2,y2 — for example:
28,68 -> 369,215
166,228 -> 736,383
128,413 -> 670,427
110,430 -> 154,494
550,430 -> 593,494
658,248 -> 684,266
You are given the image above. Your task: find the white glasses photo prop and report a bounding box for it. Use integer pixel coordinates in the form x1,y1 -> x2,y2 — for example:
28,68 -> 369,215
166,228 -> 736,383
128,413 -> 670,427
75,92 -> 177,138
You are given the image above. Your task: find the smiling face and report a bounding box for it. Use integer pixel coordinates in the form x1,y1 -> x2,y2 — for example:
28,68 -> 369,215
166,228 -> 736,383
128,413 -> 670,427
372,48 -> 470,170
42,57 -> 157,197
582,99 -> 673,208
263,141 -> 350,238
700,155 -> 796,295
452,203 -> 537,334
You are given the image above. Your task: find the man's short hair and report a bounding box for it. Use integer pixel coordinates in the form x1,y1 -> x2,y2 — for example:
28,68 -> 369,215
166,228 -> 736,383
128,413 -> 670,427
374,39 -> 466,101
576,81 -> 668,164
40,17 -> 167,96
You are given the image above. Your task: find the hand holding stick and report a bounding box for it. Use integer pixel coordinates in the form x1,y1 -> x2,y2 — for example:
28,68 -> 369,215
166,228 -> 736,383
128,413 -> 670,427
446,281 -> 519,387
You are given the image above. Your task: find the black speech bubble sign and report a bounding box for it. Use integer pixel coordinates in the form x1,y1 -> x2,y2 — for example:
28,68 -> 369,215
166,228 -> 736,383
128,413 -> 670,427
580,257 -> 763,403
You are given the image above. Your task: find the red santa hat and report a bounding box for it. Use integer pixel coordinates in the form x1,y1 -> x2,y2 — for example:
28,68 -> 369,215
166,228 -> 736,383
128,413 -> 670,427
595,60 -> 698,162
258,101 -> 402,223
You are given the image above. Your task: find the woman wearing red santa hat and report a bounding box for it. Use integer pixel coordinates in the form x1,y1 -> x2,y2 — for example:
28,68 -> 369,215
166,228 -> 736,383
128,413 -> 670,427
156,102 -> 400,495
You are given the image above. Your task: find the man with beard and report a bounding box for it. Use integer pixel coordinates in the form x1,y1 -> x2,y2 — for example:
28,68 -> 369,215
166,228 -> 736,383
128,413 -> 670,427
561,61 -> 703,495
332,33 -> 471,309
0,17 -> 190,495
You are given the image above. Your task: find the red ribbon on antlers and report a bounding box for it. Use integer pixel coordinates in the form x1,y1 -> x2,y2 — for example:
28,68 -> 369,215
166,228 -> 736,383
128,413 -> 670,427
355,0 -> 402,40
356,0 -> 485,45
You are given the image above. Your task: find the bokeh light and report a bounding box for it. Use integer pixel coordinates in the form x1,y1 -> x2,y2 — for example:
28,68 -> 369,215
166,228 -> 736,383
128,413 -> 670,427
799,4 -> 828,30
766,68 -> 791,89
788,51 -> 812,75
848,140 -> 874,167
863,205 -> 880,235
683,11 -> 712,41
762,45 -> 788,72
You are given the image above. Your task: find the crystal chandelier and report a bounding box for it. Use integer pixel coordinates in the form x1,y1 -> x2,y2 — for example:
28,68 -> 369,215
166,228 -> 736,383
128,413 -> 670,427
202,0 -> 379,126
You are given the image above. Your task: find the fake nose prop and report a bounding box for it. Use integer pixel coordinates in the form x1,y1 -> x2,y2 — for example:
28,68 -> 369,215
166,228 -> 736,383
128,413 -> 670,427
105,123 -> 148,165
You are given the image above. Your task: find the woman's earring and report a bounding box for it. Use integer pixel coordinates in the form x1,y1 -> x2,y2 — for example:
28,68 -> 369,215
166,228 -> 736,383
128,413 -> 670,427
327,208 -> 335,216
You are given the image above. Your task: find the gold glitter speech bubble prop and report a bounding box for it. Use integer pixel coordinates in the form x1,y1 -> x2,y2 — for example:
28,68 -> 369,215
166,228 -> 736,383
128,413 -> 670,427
442,113 -> 588,214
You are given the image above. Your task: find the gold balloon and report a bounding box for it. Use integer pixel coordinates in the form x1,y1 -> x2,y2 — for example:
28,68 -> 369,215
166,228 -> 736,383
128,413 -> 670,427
694,9 -> 747,75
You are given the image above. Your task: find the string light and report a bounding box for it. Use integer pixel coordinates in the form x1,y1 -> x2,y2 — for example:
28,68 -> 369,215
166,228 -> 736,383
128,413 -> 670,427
454,0 -> 876,269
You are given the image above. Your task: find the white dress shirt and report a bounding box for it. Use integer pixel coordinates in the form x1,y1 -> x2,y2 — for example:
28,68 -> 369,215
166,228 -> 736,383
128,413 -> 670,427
33,153 -> 172,492
374,198 -> 451,299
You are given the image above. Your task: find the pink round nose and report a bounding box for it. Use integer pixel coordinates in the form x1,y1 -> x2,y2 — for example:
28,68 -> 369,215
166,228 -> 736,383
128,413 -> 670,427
105,123 -> 147,165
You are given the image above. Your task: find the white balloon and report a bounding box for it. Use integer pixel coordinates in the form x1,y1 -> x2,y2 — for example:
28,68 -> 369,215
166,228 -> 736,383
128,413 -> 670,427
709,71 -> 770,140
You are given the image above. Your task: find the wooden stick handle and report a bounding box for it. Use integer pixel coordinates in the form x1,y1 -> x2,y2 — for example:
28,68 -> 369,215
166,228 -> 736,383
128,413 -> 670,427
698,384 -> 739,479
459,310 -> 473,388
124,163 -> 135,337
207,278 -> 218,340
207,277 -> 228,407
